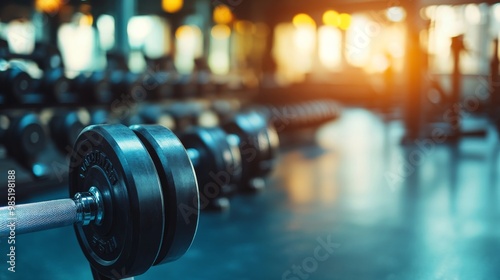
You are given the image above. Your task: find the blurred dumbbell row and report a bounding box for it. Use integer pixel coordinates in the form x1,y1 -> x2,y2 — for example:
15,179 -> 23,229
0,66 -> 249,107
0,40 -> 250,108
0,99 -> 341,199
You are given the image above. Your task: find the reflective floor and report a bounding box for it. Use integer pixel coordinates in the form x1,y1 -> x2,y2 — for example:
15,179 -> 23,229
2,108 -> 500,280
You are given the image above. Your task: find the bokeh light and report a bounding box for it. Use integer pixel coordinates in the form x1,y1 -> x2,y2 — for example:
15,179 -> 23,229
293,13 -> 316,28
214,5 -> 234,25
323,10 -> 340,27
162,0 -> 183,13
339,13 -> 352,30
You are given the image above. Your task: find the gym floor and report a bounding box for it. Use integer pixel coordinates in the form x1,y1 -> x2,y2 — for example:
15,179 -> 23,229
2,108 -> 500,280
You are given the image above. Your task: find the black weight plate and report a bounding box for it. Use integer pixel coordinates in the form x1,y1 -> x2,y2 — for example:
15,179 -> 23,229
6,113 -> 47,160
258,121 -> 279,177
130,125 -> 199,264
69,124 -> 164,278
49,111 -> 85,153
223,111 -> 274,182
2,69 -> 34,102
181,127 -> 241,188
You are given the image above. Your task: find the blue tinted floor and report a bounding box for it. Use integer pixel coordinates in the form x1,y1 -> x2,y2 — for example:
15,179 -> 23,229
2,108 -> 500,280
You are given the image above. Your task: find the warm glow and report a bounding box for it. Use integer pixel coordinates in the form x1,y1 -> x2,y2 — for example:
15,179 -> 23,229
323,10 -> 340,27
425,5 -> 437,20
235,20 -> 256,35
292,13 -> 316,56
175,25 -> 203,74
35,0 -> 64,14
386,27 -> 406,59
213,5 -> 233,25
79,14 -> 93,26
426,4 -> 479,74
386,7 -> 406,22
291,13 -> 317,77
345,15 -> 371,67
211,24 -> 231,39
294,26 -> 316,52
338,13 -> 352,30
175,25 -> 194,39
364,53 -> 389,74
254,23 -> 269,38
162,0 -> 183,13
435,5 -> 462,37
273,23 -> 310,84
284,157 -> 315,204
318,26 -> 342,70
427,5 -> 460,61
293,13 -> 316,28
209,24 -> 231,75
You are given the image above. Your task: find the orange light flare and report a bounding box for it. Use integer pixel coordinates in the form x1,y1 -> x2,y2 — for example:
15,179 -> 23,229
77,4 -> 94,26
162,0 -> 183,14
341,14 -> 406,74
323,10 -> 341,27
338,13 -> 352,30
79,14 -> 93,26
292,13 -> 316,52
213,5 -> 234,25
35,0 -> 64,14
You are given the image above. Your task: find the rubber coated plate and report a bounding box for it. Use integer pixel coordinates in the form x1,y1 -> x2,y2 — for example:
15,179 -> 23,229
10,70 -> 34,98
49,112 -> 85,153
223,111 -> 271,181
181,127 -> 240,186
69,124 -> 164,278
131,125 -> 199,264
9,113 -> 47,158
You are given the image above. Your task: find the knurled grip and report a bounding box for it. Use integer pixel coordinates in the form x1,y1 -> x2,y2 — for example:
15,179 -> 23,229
0,199 -> 78,237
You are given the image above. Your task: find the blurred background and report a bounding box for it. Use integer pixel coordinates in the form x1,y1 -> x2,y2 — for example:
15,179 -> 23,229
1,0 -> 500,279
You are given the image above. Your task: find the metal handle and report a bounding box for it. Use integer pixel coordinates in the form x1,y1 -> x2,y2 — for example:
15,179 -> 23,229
0,187 -> 103,237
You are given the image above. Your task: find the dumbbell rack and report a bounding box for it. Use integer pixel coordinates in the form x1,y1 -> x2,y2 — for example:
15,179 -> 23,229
0,41 -> 343,279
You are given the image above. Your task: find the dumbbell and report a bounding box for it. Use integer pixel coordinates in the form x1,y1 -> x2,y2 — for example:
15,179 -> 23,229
137,105 -> 176,130
180,126 -> 242,210
177,110 -> 279,210
143,55 -> 179,101
48,110 -> 88,153
0,40 -> 68,105
0,124 -> 199,279
136,109 -> 276,209
222,110 -> 279,191
142,71 -> 175,100
89,109 -> 114,125
162,102 -> 219,131
173,74 -> 197,99
0,67 -> 35,104
38,68 -> 72,104
1,113 -> 48,176
109,71 -> 143,99
193,58 -> 216,97
0,41 -> 63,71
211,99 -> 242,123
72,72 -> 114,104
138,108 -> 275,209
262,100 -> 341,132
